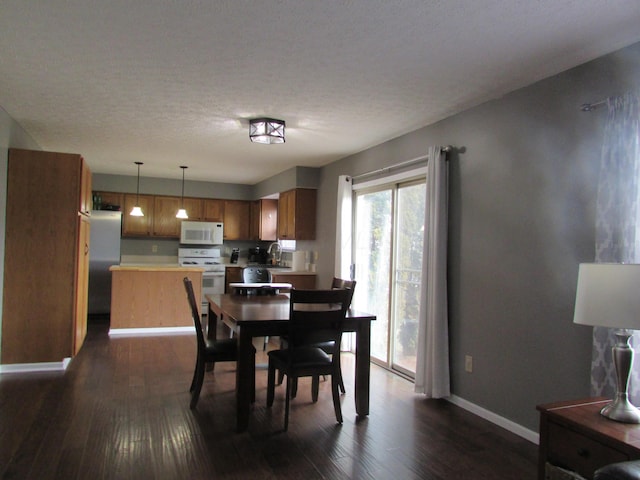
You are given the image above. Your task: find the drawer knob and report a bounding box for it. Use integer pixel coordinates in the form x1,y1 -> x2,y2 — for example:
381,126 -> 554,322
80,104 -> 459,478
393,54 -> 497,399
577,448 -> 590,458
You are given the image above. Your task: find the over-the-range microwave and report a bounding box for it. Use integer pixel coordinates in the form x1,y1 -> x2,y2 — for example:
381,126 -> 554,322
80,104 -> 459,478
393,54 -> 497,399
180,221 -> 224,245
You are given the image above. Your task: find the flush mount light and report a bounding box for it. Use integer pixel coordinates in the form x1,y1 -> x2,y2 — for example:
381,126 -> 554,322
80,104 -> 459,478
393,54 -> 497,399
249,118 -> 285,144
176,165 -> 188,219
130,161 -> 144,217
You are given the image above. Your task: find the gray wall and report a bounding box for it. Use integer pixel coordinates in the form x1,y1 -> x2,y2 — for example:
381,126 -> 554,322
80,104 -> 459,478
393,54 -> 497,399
314,42 -> 640,431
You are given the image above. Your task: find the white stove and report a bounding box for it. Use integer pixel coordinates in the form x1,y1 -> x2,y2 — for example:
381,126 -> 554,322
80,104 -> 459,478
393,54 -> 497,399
179,247 -> 225,311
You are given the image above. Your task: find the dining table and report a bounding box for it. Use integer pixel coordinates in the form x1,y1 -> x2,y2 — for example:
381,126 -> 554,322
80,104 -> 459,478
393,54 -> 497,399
206,293 -> 376,432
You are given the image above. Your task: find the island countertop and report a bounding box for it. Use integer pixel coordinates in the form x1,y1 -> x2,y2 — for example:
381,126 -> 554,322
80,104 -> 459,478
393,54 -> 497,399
110,265 -> 204,272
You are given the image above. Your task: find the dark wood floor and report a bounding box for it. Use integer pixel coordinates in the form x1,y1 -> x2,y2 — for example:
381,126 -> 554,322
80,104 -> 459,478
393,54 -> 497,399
0,318 -> 538,479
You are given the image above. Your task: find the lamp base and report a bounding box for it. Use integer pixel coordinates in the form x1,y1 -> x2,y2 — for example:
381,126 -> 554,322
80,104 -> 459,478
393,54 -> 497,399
601,394 -> 640,423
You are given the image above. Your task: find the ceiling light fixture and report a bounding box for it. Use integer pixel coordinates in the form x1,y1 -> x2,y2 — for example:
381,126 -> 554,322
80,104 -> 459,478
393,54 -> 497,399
249,118 -> 285,144
130,161 -> 144,217
176,165 -> 189,219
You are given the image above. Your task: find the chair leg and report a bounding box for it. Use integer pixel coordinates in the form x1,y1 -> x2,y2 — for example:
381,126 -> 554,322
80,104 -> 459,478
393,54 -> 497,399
284,375 -> 292,431
263,336 -> 269,350
311,375 -> 320,402
331,371 -> 343,424
190,357 -> 206,409
291,377 -> 298,399
251,351 -> 256,403
267,360 -> 276,407
189,359 -> 198,392
336,353 -> 346,394
277,370 -> 284,385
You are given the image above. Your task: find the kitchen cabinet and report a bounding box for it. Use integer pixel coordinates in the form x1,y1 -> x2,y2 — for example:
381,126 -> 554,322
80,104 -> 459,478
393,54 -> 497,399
271,273 -> 317,289
223,200 -> 251,240
277,188 -> 317,240
250,199 -> 278,241
94,191 -> 124,211
75,215 -> 91,354
122,194 -> 154,236
183,197 -> 203,221
2,148 -> 92,364
225,266 -> 244,293
203,199 -> 224,222
152,196 -> 183,237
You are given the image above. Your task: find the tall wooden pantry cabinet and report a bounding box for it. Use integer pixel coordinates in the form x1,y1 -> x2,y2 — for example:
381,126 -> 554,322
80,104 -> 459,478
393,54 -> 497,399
2,149 -> 92,364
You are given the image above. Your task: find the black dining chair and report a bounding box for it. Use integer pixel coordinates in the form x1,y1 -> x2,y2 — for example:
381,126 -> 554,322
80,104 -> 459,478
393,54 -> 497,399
266,288 -> 351,431
183,277 -> 255,409
279,278 -> 356,396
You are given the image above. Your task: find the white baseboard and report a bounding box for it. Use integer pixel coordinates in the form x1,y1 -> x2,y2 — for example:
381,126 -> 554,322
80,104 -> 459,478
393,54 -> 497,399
109,326 -> 194,337
0,357 -> 71,374
447,395 -> 539,445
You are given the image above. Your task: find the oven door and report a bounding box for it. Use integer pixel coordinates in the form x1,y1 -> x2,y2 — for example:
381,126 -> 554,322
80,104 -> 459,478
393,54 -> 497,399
201,271 -> 225,310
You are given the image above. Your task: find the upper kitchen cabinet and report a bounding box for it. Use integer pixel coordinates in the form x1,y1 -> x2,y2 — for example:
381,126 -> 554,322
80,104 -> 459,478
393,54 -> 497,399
94,191 -> 124,211
223,200 -> 251,240
122,194 -> 154,236
277,188 -> 317,240
2,148 -> 92,364
250,199 -> 278,241
183,197 -> 203,221
202,199 -> 224,222
152,195 -> 182,237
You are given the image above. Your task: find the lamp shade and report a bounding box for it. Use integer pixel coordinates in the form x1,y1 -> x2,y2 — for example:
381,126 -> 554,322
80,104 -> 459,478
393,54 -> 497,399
574,263 -> 640,330
249,118 -> 285,144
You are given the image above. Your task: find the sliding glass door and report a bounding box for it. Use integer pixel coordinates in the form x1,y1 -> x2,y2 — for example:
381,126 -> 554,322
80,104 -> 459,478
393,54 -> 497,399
353,179 -> 425,377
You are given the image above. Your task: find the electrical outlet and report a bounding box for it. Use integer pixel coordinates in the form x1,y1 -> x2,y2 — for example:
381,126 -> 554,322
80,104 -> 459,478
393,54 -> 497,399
465,355 -> 473,373
152,244 -> 158,253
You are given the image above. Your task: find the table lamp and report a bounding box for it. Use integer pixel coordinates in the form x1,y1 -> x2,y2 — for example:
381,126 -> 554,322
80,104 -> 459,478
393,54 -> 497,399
573,263 -> 640,423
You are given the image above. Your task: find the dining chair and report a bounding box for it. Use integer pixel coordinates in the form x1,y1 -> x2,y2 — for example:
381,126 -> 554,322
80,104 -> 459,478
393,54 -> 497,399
266,288 -> 351,431
279,278 -> 356,396
242,266 -> 272,350
183,277 -> 255,409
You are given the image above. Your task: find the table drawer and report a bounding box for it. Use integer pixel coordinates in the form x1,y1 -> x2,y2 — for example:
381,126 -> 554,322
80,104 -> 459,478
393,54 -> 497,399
547,422 -> 628,479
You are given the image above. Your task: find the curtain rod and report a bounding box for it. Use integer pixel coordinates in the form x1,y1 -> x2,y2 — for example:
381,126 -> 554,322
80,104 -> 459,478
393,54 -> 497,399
580,99 -> 607,112
351,145 -> 453,181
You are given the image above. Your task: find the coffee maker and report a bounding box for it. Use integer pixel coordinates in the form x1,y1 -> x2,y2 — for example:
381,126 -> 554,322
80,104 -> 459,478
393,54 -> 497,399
248,246 -> 269,264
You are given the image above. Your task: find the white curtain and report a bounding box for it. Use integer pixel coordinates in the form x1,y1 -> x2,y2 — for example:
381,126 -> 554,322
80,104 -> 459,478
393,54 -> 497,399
415,146 -> 450,397
592,92 -> 640,402
335,175 -> 353,280
335,175 -> 354,350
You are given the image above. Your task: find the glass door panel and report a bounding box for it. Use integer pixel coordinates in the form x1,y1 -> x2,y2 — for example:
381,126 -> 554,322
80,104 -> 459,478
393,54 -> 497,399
391,183 -> 425,374
353,189 -> 392,363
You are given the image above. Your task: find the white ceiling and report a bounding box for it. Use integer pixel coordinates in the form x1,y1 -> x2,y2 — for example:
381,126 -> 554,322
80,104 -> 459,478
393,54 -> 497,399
1,0 -> 640,184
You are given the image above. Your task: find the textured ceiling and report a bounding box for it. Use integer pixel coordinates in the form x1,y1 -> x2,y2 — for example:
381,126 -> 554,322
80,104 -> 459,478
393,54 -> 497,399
1,0 -> 640,184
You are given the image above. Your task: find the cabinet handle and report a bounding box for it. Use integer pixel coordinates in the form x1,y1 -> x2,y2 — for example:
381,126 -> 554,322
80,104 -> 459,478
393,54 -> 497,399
577,448 -> 590,458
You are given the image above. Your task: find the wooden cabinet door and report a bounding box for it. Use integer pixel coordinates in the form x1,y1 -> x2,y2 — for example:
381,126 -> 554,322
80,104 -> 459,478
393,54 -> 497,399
153,196 -> 181,237
183,197 -> 203,220
292,188 -> 316,240
122,194 -> 154,236
277,190 -> 292,239
225,266 -> 244,293
250,199 -> 278,241
203,199 -> 224,222
74,215 -> 90,354
223,200 -> 251,240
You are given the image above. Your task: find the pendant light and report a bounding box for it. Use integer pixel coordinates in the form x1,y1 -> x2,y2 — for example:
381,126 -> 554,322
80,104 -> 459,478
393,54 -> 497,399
130,161 -> 144,217
176,165 -> 188,219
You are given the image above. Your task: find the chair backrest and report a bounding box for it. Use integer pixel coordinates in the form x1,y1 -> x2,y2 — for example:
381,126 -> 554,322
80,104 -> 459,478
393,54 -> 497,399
183,277 -> 206,351
243,267 -> 272,283
287,288 -> 351,354
331,277 -> 356,306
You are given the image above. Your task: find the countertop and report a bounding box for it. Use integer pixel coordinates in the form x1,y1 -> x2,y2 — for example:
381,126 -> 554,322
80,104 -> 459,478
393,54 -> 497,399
110,265 -> 205,272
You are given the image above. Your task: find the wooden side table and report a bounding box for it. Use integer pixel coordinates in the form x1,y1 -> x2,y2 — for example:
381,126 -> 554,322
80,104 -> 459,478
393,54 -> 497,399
537,398 -> 640,479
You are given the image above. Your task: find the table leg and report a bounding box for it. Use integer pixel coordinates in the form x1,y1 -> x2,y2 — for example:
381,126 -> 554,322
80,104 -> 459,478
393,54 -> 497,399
354,320 -> 371,416
207,303 -> 217,341
236,326 -> 254,432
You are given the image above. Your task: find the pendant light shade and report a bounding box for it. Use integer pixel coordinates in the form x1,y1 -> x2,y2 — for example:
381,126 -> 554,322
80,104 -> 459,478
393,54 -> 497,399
176,165 -> 188,219
249,118 -> 285,144
130,161 -> 144,217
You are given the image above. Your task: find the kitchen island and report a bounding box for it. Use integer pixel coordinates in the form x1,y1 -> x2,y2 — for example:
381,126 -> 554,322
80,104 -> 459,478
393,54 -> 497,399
109,265 -> 203,334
